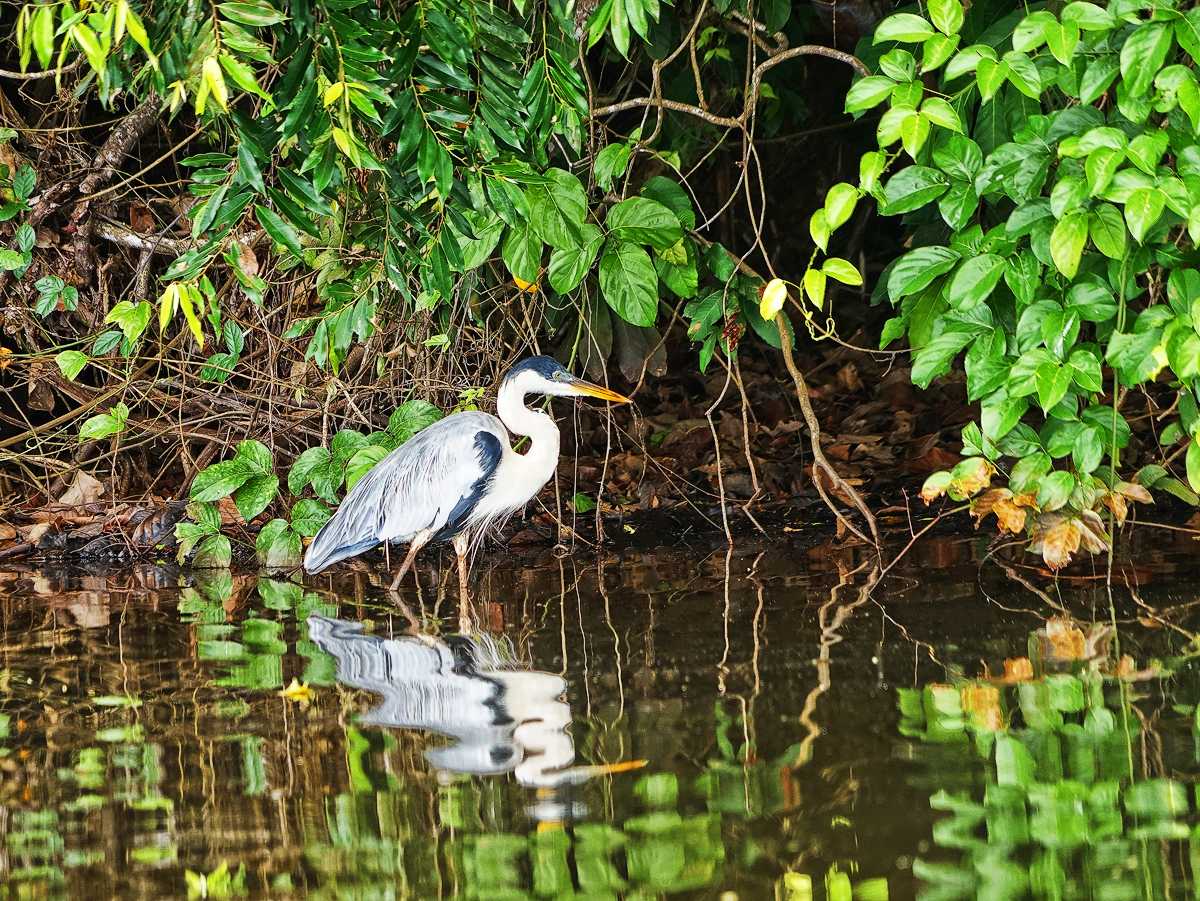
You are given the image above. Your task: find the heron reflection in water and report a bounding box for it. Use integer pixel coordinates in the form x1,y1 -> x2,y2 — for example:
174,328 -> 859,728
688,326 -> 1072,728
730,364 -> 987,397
307,614 -> 641,819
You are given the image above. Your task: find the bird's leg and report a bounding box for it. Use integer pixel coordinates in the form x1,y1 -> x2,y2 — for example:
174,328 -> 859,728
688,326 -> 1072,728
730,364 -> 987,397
453,532 -> 473,636
389,529 -> 432,592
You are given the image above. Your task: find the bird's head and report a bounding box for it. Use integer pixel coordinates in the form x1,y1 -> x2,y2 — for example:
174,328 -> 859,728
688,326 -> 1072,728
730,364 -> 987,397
504,355 -> 631,403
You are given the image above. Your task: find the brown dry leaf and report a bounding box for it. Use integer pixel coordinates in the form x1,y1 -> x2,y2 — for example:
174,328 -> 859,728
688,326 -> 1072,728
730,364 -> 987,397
1012,492 -> 1039,508
0,347 -> 14,370
993,497 -> 1028,534
1041,520 -> 1081,569
961,683 -> 1003,731
951,457 -> 993,497
1075,510 -> 1111,554
1101,491 -> 1128,526
0,522 -> 16,541
837,363 -> 863,393
237,240 -> 259,278
1118,481 -> 1152,504
58,471 -> 105,508
904,446 -> 962,475
217,496 -> 246,528
129,203 -> 155,233
1004,657 -> 1033,681
970,488 -> 1011,523
1045,617 -> 1085,661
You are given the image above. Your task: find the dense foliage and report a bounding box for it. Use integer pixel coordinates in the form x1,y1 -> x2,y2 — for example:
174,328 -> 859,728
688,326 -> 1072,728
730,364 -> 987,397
2,0 -> 844,561
823,0 -> 1200,566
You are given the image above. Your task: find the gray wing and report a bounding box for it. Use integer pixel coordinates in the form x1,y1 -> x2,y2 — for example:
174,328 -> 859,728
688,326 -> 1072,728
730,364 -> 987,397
304,412 -> 506,573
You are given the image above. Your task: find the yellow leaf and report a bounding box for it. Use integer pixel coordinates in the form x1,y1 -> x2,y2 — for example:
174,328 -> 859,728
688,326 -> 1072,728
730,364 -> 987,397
113,0 -> 127,49
177,283 -> 204,347
759,277 -> 788,319
159,282 -> 179,332
323,81 -> 345,107
279,678 -> 313,704
513,270 -> 542,293
203,55 -> 228,112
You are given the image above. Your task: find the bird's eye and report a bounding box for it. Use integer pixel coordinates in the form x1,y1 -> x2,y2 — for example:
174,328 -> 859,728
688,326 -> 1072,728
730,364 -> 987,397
553,371 -> 563,380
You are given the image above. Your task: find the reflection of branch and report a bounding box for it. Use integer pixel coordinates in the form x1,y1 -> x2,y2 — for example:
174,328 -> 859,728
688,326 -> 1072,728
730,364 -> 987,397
798,563 -> 879,761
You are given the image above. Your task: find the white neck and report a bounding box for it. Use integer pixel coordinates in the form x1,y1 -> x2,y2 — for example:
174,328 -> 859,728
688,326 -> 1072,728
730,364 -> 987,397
496,374 -> 561,456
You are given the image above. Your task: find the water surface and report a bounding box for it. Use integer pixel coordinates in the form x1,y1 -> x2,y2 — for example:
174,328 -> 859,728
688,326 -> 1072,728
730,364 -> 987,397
1,530 -> 1199,901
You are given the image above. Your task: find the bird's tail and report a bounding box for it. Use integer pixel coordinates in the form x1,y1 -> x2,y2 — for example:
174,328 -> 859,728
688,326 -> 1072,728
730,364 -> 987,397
304,511 -> 380,574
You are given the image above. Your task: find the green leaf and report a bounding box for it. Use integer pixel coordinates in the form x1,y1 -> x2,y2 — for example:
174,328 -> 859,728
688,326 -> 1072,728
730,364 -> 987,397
912,332 -> 972,388
192,459 -> 252,502
874,13 -> 935,43
288,446 -> 332,495
1050,212 -> 1088,278
571,492 -> 597,513
548,223 -> 604,293
346,446 -> 389,491
1035,362 -> 1073,412
55,350 -> 87,381
1067,348 -> 1104,392
1120,22 -> 1174,98
1124,187 -> 1165,243
921,97 -> 962,132
528,169 -> 589,249
1080,56 -> 1120,105
1036,470 -> 1076,511
824,183 -> 860,231
822,258 -> 862,285
218,0 -> 287,25
927,0 -> 963,35
255,205 -> 303,257
255,519 -> 301,569
1188,440 -> 1200,494
234,439 -> 273,474
502,221 -> 543,284
641,177 -> 696,229
888,246 -> 960,299
947,254 -> 1004,311
1088,204 -> 1126,258
923,34 -> 959,70
599,241 -> 658,326
79,412 -> 121,441
193,534 -> 232,569
845,76 -> 897,113
388,400 -> 443,441
882,166 -> 949,214
290,499 -> 332,536
235,474 -> 279,522
607,197 -> 684,250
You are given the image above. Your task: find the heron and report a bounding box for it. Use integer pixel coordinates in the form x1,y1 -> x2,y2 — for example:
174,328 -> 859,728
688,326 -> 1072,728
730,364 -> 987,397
303,356 -> 630,619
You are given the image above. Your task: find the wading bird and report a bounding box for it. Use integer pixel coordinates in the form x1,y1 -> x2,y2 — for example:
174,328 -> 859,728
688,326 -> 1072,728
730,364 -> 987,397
303,357 -> 630,615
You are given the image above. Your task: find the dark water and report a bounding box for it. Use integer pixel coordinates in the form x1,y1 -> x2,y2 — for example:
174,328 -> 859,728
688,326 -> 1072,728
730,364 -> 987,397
2,529 -> 1200,901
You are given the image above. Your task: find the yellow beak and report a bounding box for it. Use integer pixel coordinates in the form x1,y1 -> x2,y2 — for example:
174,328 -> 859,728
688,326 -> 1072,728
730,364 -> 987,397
572,380 -> 631,403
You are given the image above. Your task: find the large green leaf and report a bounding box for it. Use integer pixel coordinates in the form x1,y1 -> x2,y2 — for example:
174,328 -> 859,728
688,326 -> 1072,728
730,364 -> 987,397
599,240 -> 658,326
502,221 -> 543,283
548,223 -> 604,293
947,254 -> 1004,311
887,246 -> 960,299
1049,213 -> 1088,278
193,459 -> 252,501
235,474 -> 279,521
528,169 -> 588,249
606,197 -> 684,250
882,166 -> 950,214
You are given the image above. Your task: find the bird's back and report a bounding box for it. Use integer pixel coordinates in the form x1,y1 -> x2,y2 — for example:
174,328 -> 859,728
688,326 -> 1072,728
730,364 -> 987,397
304,411 -> 508,574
